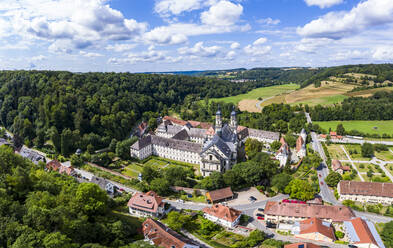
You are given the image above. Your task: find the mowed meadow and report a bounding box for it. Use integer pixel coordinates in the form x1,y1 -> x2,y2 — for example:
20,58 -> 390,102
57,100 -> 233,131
314,120 -> 393,135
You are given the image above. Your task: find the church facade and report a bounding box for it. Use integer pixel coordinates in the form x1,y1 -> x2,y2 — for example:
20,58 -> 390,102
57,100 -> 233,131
130,108 -> 280,177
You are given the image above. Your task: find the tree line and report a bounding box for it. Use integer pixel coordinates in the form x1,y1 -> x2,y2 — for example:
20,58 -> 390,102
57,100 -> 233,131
0,70 -> 265,156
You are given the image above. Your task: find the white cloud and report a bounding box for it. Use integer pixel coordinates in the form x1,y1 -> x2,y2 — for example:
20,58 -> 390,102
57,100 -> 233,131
257,17 -> 280,25
106,43 -> 137,52
244,38 -> 271,56
372,46 -> 393,60
298,0 -> 393,39
154,0 -> 216,16
295,38 -> 332,53
0,0 -> 147,52
80,51 -> 103,57
330,50 -> 368,61
178,42 -> 222,57
201,1 -> 243,26
108,49 -> 182,64
31,55 -> 47,61
225,50 -> 236,60
230,42 -> 240,49
253,37 -> 267,45
143,22 -> 250,45
304,0 -> 343,8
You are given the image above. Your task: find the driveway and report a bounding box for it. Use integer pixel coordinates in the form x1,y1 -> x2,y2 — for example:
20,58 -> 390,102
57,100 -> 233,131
228,187 -> 267,206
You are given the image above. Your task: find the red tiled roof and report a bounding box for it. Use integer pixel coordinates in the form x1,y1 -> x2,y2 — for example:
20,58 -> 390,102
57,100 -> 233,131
349,218 -> 378,246
332,160 -> 351,172
143,218 -> 196,248
46,160 -> 62,171
330,132 -> 337,136
285,243 -> 321,248
206,187 -> 234,202
127,191 -> 164,213
264,201 -> 355,222
339,180 -> 393,198
203,204 -> 241,223
296,136 -> 304,152
299,218 -> 336,241
163,116 -> 188,126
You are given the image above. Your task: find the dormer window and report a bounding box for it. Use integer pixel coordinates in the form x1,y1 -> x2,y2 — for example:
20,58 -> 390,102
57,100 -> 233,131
209,155 -> 213,160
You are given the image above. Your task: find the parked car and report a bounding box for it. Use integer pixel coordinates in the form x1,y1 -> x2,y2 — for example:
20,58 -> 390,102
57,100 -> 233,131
248,196 -> 257,202
257,216 -> 264,220
256,213 -> 264,217
258,208 -> 264,212
318,174 -> 322,177
266,222 -> 277,228
177,199 -> 184,203
320,181 -> 324,185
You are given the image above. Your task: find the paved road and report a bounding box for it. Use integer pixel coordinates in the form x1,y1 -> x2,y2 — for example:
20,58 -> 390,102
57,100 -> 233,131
255,96 -> 274,111
341,145 -> 365,182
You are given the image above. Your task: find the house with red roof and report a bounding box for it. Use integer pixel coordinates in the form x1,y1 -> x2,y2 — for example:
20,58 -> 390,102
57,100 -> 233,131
143,218 -> 199,248
294,218 -> 336,243
344,217 -> 385,248
285,243 -> 321,248
332,160 -> 351,175
202,204 -> 242,228
127,191 -> 165,218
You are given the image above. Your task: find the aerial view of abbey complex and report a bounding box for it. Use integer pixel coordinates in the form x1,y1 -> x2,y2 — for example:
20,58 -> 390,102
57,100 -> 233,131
1,0 -> 393,248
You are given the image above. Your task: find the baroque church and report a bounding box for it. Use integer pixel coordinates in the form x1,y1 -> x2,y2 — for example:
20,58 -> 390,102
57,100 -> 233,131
130,107 -> 280,176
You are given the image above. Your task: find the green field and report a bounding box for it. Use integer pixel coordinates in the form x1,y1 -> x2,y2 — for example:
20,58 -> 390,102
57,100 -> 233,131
314,120 -> 393,135
293,94 -> 348,106
209,83 -> 299,104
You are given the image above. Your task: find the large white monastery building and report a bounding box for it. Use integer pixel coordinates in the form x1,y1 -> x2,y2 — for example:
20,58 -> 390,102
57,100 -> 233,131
130,108 -> 280,176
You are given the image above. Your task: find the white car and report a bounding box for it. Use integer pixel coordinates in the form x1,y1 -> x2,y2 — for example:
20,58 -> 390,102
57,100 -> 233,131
177,199 -> 184,203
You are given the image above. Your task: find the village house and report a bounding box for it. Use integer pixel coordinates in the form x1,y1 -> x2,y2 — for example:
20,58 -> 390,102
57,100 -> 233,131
275,137 -> 289,167
142,218 -> 199,248
343,217 -> 385,248
46,160 -> 77,176
338,181 -> 393,205
90,176 -> 117,195
128,191 -> 165,218
19,146 -> 46,165
206,187 -> 234,204
131,108 -> 280,176
296,129 -> 307,158
284,243 -> 322,248
332,160 -> 351,175
264,201 -> 355,224
202,204 -> 242,228
294,217 -> 336,243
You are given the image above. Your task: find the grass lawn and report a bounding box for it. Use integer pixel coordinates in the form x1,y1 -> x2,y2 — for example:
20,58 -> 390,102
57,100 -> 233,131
385,164 -> 393,176
213,231 -> 245,247
122,163 -> 143,178
344,144 -> 372,161
292,94 -> 348,106
375,150 -> 393,161
326,144 -> 347,160
209,83 -> 299,105
314,120 -> 393,136
357,163 -> 377,173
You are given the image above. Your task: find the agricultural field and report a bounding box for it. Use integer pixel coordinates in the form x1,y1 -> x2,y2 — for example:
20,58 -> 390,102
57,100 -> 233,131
345,86 -> 393,98
209,83 -> 299,112
284,81 -> 355,106
314,120 -> 393,136
325,144 -> 348,160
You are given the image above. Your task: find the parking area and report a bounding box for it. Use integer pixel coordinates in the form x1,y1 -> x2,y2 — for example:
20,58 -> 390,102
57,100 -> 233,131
228,187 -> 267,206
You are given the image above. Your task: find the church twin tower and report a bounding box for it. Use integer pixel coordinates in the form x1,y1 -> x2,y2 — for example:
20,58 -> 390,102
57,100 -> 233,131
215,106 -> 238,134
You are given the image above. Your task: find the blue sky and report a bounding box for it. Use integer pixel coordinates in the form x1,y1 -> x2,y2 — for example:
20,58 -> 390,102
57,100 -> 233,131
1,0 -> 393,72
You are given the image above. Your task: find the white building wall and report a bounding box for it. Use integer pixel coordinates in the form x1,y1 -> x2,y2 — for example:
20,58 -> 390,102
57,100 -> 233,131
203,213 -> 240,228
339,194 -> 393,205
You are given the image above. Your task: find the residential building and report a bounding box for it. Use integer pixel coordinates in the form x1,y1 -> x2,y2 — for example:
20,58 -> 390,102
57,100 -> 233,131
296,129 -> 307,158
284,243 -> 322,248
202,204 -> 242,228
130,108 -> 280,176
206,187 -> 234,204
338,181 -> 393,205
332,160 -> 351,175
19,146 -> 46,165
276,137 -> 289,167
142,218 -> 199,248
343,217 -> 385,248
294,218 -> 335,243
128,191 -> 165,217
264,201 -> 355,223
46,160 -> 76,176
90,176 -> 117,195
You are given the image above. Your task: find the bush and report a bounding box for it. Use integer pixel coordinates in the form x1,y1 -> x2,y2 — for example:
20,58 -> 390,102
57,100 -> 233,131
359,164 -> 365,169
335,231 -> 344,239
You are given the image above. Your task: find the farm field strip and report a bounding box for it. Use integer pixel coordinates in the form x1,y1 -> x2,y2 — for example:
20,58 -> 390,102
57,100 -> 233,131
314,120 -> 393,135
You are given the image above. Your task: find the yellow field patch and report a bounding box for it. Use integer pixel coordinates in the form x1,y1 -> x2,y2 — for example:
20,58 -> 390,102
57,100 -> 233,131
238,99 -> 260,112
284,81 -> 355,105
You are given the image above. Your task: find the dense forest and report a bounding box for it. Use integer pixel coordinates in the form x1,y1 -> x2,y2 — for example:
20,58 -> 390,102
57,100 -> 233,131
310,91 -> 393,121
0,71 -> 268,155
0,146 -> 142,248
